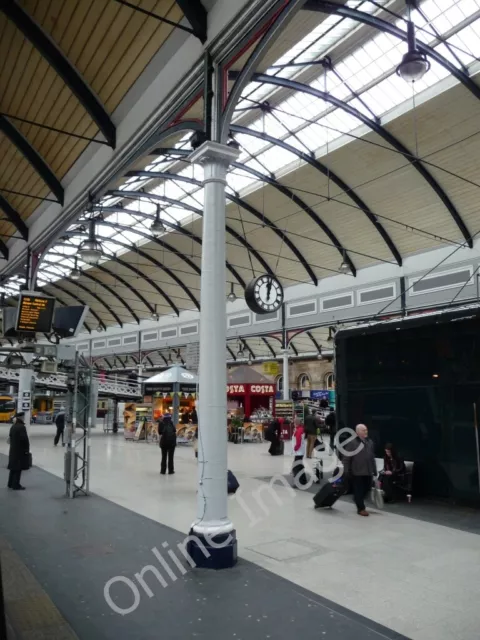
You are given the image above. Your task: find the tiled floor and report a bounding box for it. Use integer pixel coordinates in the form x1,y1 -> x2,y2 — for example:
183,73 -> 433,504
1,425 -> 479,639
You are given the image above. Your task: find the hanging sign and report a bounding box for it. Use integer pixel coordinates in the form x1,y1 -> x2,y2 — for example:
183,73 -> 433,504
263,361 -> 279,376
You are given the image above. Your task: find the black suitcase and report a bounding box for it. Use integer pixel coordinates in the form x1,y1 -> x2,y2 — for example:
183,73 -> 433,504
313,481 -> 342,508
292,460 -> 308,488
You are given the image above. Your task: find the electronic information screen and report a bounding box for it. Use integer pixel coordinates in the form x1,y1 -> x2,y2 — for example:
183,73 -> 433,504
16,292 -> 55,333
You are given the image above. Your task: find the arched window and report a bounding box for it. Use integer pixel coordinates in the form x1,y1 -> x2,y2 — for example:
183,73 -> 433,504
297,373 -> 311,390
325,372 -> 335,389
276,375 -> 283,393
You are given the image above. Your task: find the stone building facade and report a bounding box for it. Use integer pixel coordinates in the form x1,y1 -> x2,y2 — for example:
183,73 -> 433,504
227,358 -> 334,394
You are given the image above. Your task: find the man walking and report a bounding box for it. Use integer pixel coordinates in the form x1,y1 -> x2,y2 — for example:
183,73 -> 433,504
54,407 -> 66,446
343,424 -> 376,516
8,413 -> 30,491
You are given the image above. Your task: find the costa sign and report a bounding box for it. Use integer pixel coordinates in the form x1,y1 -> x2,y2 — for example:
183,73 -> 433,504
227,384 -> 245,394
250,384 -> 275,395
227,384 -> 275,395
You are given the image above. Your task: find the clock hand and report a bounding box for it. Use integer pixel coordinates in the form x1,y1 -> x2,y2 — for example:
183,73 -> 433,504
266,279 -> 272,301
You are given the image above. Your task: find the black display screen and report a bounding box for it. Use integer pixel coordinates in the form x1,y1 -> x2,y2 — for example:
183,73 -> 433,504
16,292 -> 55,333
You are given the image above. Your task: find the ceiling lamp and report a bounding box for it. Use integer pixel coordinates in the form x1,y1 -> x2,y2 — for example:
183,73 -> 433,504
247,358 -> 253,366
151,204 -> 165,237
151,304 -> 159,321
396,5 -> 430,83
339,250 -> 352,275
227,282 -> 237,303
70,257 -> 81,280
327,327 -> 335,343
237,342 -> 245,359
78,218 -> 102,265
96,324 -> 104,332
176,350 -> 183,364
167,352 -> 173,365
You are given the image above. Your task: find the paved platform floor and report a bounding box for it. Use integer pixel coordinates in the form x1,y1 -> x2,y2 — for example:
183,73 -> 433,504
1,426 -> 479,639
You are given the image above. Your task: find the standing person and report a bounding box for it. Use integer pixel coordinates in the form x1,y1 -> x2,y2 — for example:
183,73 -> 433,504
325,409 -> 336,451
7,413 -> 30,491
54,407 -> 66,447
292,417 -> 307,485
304,409 -> 317,459
159,415 -> 176,475
267,419 -> 282,456
343,424 -> 377,516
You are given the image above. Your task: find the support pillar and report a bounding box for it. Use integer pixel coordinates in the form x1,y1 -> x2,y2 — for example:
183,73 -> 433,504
282,349 -> 289,401
187,140 -> 240,569
17,368 -> 33,430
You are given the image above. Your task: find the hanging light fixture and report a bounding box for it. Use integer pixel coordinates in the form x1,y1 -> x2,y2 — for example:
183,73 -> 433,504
236,341 -> 245,359
327,327 -> 334,343
176,350 -> 183,364
227,282 -> 237,303
396,1 -> 430,82
339,250 -> 352,275
70,256 -> 81,280
151,204 -> 165,237
96,324 -> 104,332
151,304 -> 159,321
78,218 -> 102,264
167,351 -> 173,365
247,358 -> 253,366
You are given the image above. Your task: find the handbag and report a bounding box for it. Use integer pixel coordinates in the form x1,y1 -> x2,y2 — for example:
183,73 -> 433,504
371,478 -> 384,509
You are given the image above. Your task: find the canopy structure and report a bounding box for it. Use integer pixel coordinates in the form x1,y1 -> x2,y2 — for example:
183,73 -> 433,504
0,0 -> 478,364
144,364 -> 198,386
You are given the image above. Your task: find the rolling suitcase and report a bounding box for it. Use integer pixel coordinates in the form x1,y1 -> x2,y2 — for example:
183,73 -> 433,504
313,480 -> 343,508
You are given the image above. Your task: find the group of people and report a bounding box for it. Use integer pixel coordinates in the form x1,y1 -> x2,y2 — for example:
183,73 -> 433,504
267,407 -> 406,516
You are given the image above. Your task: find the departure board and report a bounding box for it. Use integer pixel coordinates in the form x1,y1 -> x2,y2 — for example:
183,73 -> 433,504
16,292 -> 55,333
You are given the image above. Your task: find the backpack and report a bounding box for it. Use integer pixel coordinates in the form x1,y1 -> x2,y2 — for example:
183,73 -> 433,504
161,422 -> 176,448
227,470 -> 240,494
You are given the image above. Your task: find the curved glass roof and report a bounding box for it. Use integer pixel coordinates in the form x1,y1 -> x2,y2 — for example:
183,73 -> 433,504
2,0 -> 480,331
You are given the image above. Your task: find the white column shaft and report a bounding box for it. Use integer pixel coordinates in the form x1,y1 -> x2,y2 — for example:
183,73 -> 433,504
190,142 -> 239,537
17,368 -> 33,430
282,350 -> 289,401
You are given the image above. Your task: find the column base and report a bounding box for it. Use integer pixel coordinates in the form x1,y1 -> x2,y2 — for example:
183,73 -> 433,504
187,529 -> 238,569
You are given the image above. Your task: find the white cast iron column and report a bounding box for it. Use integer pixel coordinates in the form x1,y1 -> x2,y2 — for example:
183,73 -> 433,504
17,368 -> 33,431
282,349 -> 289,401
189,141 -> 240,561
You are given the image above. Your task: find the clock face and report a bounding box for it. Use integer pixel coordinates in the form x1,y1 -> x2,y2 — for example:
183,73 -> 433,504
245,275 -> 284,314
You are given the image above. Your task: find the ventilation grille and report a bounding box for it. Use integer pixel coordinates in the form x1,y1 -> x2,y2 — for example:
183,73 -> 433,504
180,324 -> 198,336
321,293 -> 353,311
123,336 -> 137,345
359,285 -> 395,305
229,315 -> 250,328
161,328 -> 177,339
76,343 -> 89,352
255,311 -> 279,323
92,340 -> 106,349
108,338 -> 122,347
288,301 -> 317,317
142,332 -> 158,342
410,268 -> 472,294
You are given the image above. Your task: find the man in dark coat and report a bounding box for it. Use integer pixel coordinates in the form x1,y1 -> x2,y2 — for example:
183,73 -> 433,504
8,413 -> 30,490
159,415 -> 176,475
54,408 -> 66,446
343,424 -> 376,516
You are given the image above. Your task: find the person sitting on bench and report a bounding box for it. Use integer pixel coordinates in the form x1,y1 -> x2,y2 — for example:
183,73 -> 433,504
380,443 -> 406,502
